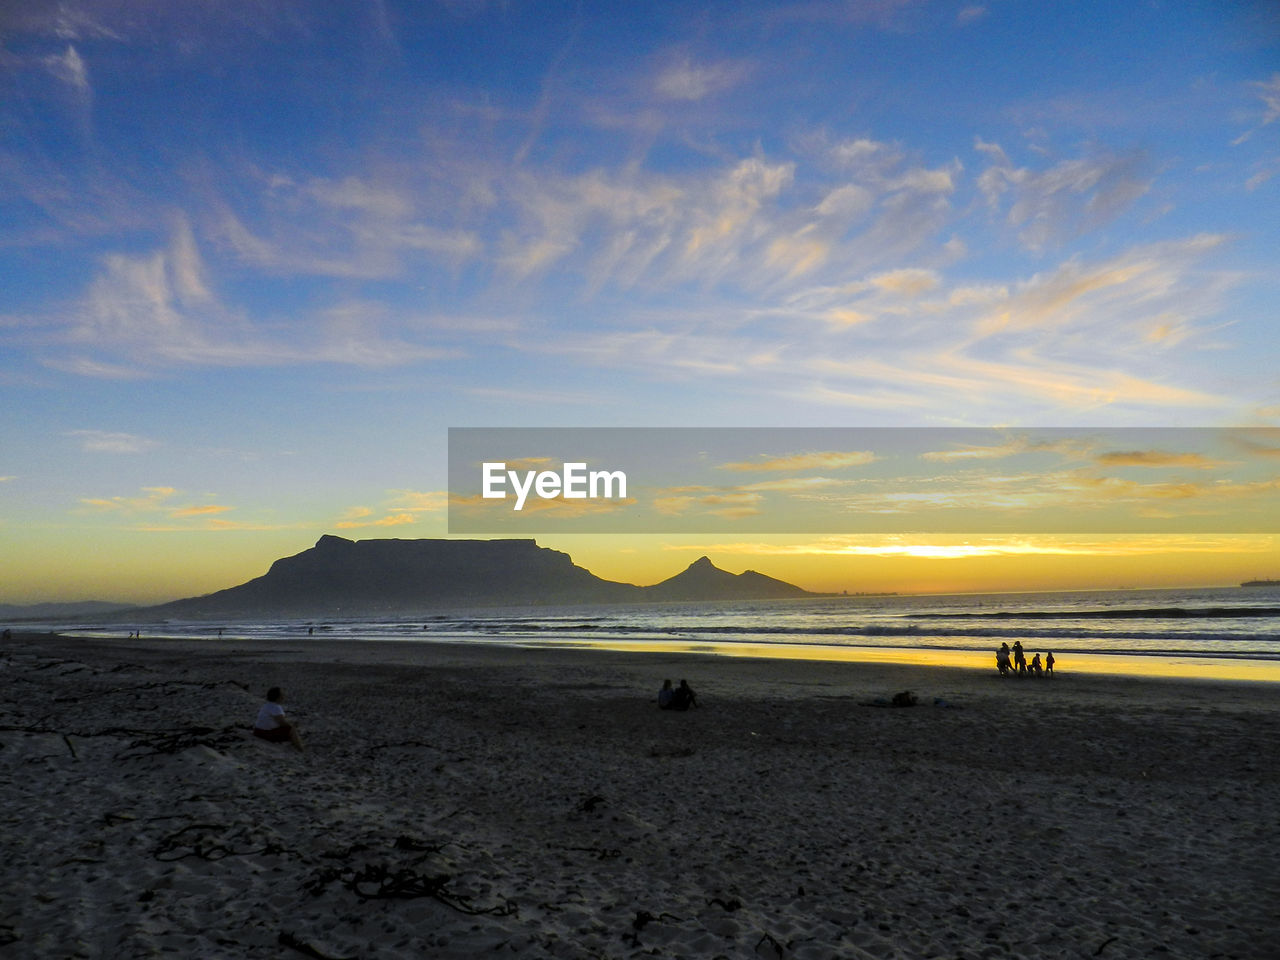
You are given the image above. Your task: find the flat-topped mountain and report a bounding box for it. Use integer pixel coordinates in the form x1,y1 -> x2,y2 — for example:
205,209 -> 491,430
141,536 -> 817,618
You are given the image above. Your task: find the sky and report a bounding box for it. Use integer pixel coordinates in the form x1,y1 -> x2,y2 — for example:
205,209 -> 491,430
2,0 -> 1279,604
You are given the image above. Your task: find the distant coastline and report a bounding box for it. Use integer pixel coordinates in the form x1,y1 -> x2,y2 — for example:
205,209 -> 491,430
1241,579 -> 1280,587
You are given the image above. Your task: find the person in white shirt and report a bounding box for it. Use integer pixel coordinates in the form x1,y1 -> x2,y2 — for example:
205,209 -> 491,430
252,686 -> 304,752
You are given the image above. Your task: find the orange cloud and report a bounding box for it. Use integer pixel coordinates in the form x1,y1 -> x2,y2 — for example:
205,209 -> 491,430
171,504 -> 233,517
79,487 -> 177,511
335,512 -> 416,528
719,450 -> 877,472
449,493 -> 636,517
1095,450 -> 1222,468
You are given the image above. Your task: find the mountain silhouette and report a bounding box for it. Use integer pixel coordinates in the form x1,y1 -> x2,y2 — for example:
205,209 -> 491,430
140,536 -> 816,617
644,555 -> 813,601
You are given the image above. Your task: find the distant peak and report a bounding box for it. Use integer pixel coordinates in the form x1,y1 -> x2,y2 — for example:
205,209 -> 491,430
689,556 -> 716,569
315,534 -> 355,549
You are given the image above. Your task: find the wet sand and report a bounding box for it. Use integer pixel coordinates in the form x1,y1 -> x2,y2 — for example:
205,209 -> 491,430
2,632 -> 1277,958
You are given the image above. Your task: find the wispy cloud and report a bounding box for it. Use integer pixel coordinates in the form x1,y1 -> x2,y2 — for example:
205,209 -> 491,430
79,486 -> 177,511
44,44 -> 91,99
654,56 -> 751,101
334,490 -> 448,528
921,435 -> 1094,462
1095,450 -> 1222,468
66,430 -> 159,454
663,535 -> 1277,559
1232,73 -> 1280,186
975,140 -> 1151,251
652,490 -> 763,518
44,223 -> 458,373
213,173 -> 482,280
335,511 -> 416,529
1251,73 -> 1280,126
719,450 -> 878,472
77,485 -> 252,529
449,492 -> 638,517
170,504 -> 234,517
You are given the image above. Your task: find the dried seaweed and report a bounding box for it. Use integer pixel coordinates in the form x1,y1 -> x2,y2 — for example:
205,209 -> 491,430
304,862 -> 517,917
153,823 -> 289,862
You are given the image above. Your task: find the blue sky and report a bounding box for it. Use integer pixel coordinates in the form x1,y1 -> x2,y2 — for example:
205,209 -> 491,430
1,1 -> 1278,602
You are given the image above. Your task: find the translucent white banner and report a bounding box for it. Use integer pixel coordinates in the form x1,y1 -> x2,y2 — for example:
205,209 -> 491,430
448,427 -> 1280,534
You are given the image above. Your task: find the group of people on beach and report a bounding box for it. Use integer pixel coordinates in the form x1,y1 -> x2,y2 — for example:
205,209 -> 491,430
657,678 -> 698,710
996,640 -> 1054,678
253,675 -> 701,754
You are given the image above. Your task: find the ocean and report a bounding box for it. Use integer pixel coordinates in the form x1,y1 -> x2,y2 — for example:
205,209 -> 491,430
49,584 -> 1280,681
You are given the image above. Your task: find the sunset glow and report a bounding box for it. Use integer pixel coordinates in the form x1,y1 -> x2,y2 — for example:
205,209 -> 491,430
2,3 -> 1278,604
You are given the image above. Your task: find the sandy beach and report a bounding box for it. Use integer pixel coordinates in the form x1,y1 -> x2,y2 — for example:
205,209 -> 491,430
2,632 -> 1277,959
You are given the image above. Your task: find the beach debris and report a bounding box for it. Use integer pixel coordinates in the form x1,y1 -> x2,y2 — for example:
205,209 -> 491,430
707,896 -> 742,912
755,930 -> 785,957
1094,935 -> 1119,955
647,743 -> 696,758
392,834 -> 441,853
575,793 -> 606,813
560,845 -> 623,861
368,739 -> 439,753
0,722 -> 241,761
52,676 -> 248,703
305,862 -> 518,917
153,822 -> 289,862
622,909 -> 683,947
278,931 -> 355,960
118,724 -> 246,758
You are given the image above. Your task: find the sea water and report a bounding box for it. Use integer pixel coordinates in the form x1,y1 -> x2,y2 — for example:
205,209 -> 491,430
50,585 -> 1280,676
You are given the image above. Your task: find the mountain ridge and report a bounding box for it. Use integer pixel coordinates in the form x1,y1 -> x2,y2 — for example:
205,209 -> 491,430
130,536 -> 819,618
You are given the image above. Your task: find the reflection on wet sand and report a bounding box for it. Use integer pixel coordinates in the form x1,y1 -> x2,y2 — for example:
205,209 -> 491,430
543,638 -> 1280,683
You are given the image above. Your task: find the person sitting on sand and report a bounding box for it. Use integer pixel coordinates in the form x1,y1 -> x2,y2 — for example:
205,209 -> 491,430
669,679 -> 698,711
252,686 -> 304,752
658,678 -> 675,709
1029,653 -> 1043,676
1045,651 -> 1055,676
